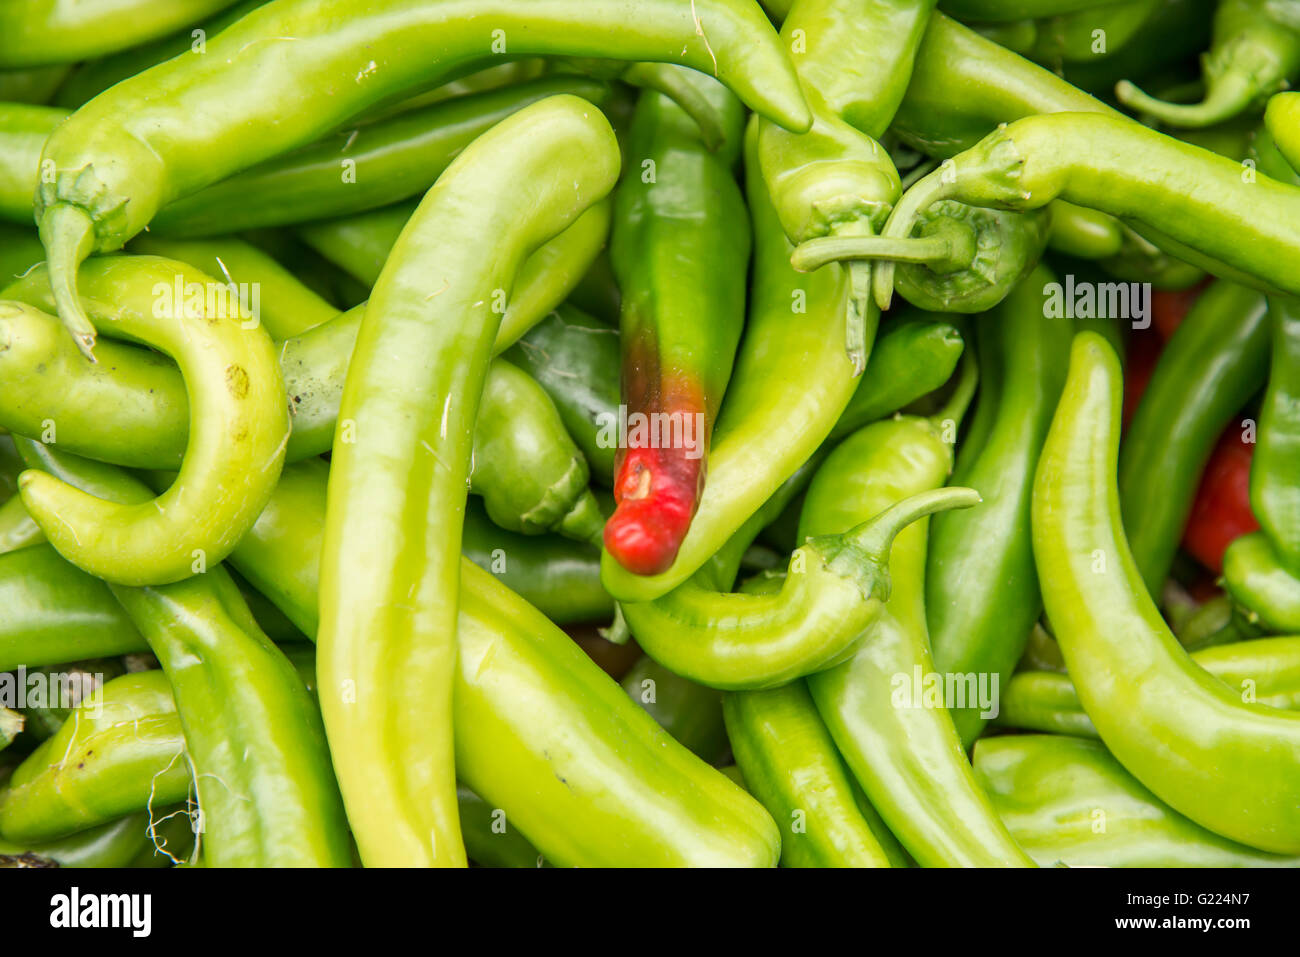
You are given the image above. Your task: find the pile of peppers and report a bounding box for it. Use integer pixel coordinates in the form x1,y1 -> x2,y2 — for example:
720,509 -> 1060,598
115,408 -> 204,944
1,0 -> 1300,872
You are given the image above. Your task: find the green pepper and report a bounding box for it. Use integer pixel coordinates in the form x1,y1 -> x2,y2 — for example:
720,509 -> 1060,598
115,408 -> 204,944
17,444 -> 351,867
1117,0 -> 1300,128
1033,331 -> 1300,855
0,224 -> 44,288
876,112 -> 1300,306
1026,0 -> 1161,68
17,658 -> 126,741
1265,89 -> 1300,172
1251,295 -> 1300,575
3,258 -> 289,588
1223,530 -> 1300,631
0,671 -> 192,842
0,707 -> 19,754
604,78 -> 748,575
724,678 -> 910,868
828,311 -> 965,440
1118,282 -> 1270,596
147,76 -> 613,236
801,415 -> 1035,868
974,735 -> 1300,868
600,120 -> 860,603
0,0 -> 243,68
927,265 -> 1070,746
319,96 -> 619,867
456,786 -> 544,868
210,441 -> 782,866
127,235 -> 338,339
0,64 -> 69,105
0,811 -> 191,869
0,103 -> 63,221
35,0 -> 810,359
999,638 -> 1300,737
506,304 -> 622,482
0,544 -> 147,673
620,656 -> 729,764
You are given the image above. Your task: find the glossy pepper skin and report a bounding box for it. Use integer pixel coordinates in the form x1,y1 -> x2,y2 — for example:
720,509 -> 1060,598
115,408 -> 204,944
1117,0 -> 1300,128
1252,295 -> 1300,575
0,811 -> 191,869
600,121 -> 859,603
875,113 -> 1300,307
604,78 -> 749,575
802,418 -> 1035,868
724,680 -> 908,867
0,0 -> 241,69
0,103 -> 62,221
1266,90 -> 1300,172
3,256 -> 289,587
1118,282 -> 1270,596
997,637 -> 1300,738
319,97 -> 620,868
35,0 -> 809,359
1033,332 -> 1300,855
926,265 -> 1070,745
205,449 -> 781,866
974,735 -> 1300,868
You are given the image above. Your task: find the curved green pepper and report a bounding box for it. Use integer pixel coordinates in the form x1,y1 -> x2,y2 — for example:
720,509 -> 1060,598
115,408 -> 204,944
5,255 -> 289,587
1033,331 -> 1300,855
1223,530 -> 1300,631
1252,295 -> 1300,575
974,735 -> 1300,868
0,811 -> 190,869
319,96 -> 619,867
801,417 -> 1035,868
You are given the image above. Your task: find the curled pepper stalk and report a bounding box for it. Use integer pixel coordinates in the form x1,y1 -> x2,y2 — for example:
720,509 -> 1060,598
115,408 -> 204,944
623,486 -> 980,689
1115,0 -> 1300,129
791,199 -> 1051,314
871,112 -> 1300,309
34,0 -> 810,358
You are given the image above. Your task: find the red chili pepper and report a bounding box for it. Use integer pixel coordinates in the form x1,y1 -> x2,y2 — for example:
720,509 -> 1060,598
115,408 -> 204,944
1182,427 -> 1259,574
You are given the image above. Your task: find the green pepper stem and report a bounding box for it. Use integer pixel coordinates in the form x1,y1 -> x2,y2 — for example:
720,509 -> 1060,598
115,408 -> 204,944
930,347 -> 979,434
37,204 -> 98,363
813,486 -> 981,580
1115,75 -> 1258,130
621,62 -> 727,153
792,234 -> 958,271
872,169 -> 957,311
845,260 -> 871,376
558,490 -> 608,548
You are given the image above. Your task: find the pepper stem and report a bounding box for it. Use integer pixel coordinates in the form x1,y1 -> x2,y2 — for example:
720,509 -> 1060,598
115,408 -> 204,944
805,486 -> 981,598
793,234 -> 954,271
621,62 -> 727,152
871,169 -> 957,311
1115,75 -> 1257,130
558,489 -> 608,547
38,204 -> 98,363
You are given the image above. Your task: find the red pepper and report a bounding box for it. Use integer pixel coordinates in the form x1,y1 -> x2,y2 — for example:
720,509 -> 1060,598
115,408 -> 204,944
1182,427 -> 1259,573
1152,280 -> 1211,341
